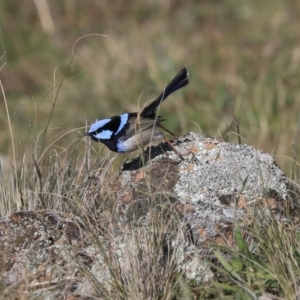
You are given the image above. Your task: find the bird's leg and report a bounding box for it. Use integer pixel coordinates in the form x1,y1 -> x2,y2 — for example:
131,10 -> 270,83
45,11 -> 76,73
159,124 -> 178,139
163,136 -> 184,160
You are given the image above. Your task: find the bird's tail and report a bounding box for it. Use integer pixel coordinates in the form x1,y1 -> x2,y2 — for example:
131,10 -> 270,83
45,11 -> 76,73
140,68 -> 189,118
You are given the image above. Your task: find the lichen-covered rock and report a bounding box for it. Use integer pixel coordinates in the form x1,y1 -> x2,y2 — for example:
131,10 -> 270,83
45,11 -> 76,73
0,132 -> 296,299
0,211 -> 88,299
118,132 -> 291,245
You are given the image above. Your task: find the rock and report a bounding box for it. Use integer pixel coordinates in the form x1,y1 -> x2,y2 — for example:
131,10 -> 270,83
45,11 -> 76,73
0,133 -> 295,299
117,132 -> 291,245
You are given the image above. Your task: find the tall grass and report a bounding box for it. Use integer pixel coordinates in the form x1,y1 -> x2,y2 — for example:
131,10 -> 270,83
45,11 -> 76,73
1,0 -> 300,174
1,1 -> 300,299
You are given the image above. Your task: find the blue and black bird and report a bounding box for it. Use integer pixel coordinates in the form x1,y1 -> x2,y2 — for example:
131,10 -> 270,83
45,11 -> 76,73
85,68 -> 189,154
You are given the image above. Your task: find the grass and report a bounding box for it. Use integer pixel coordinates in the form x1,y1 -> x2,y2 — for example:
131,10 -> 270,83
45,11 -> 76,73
1,0 -> 300,298
1,0 -> 300,174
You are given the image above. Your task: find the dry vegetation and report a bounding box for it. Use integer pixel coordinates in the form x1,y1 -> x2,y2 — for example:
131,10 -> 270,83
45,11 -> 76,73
1,0 -> 300,174
1,0 -> 300,299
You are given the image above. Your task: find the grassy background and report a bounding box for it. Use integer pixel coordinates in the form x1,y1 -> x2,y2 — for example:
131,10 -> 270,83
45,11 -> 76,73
1,1 -> 300,298
1,0 -> 300,173
0,0 -> 300,175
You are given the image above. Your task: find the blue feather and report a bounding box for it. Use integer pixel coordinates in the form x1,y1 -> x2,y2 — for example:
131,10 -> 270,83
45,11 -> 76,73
114,113 -> 129,135
94,130 -> 113,140
89,119 -> 111,133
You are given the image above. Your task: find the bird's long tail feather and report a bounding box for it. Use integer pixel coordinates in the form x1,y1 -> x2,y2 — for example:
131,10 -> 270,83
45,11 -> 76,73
140,68 -> 189,118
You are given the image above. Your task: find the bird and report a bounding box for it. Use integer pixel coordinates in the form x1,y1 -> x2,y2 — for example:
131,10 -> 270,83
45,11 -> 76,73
84,68 -> 189,155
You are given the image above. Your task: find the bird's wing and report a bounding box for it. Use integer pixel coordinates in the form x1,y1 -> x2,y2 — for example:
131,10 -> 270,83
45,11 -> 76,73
119,115 -> 164,142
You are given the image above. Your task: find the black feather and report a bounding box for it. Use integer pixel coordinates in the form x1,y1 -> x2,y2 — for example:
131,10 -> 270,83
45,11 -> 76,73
140,68 -> 189,118
85,68 -> 189,153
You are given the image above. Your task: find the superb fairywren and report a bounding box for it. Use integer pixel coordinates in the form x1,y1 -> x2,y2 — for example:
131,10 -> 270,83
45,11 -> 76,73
85,68 -> 189,154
